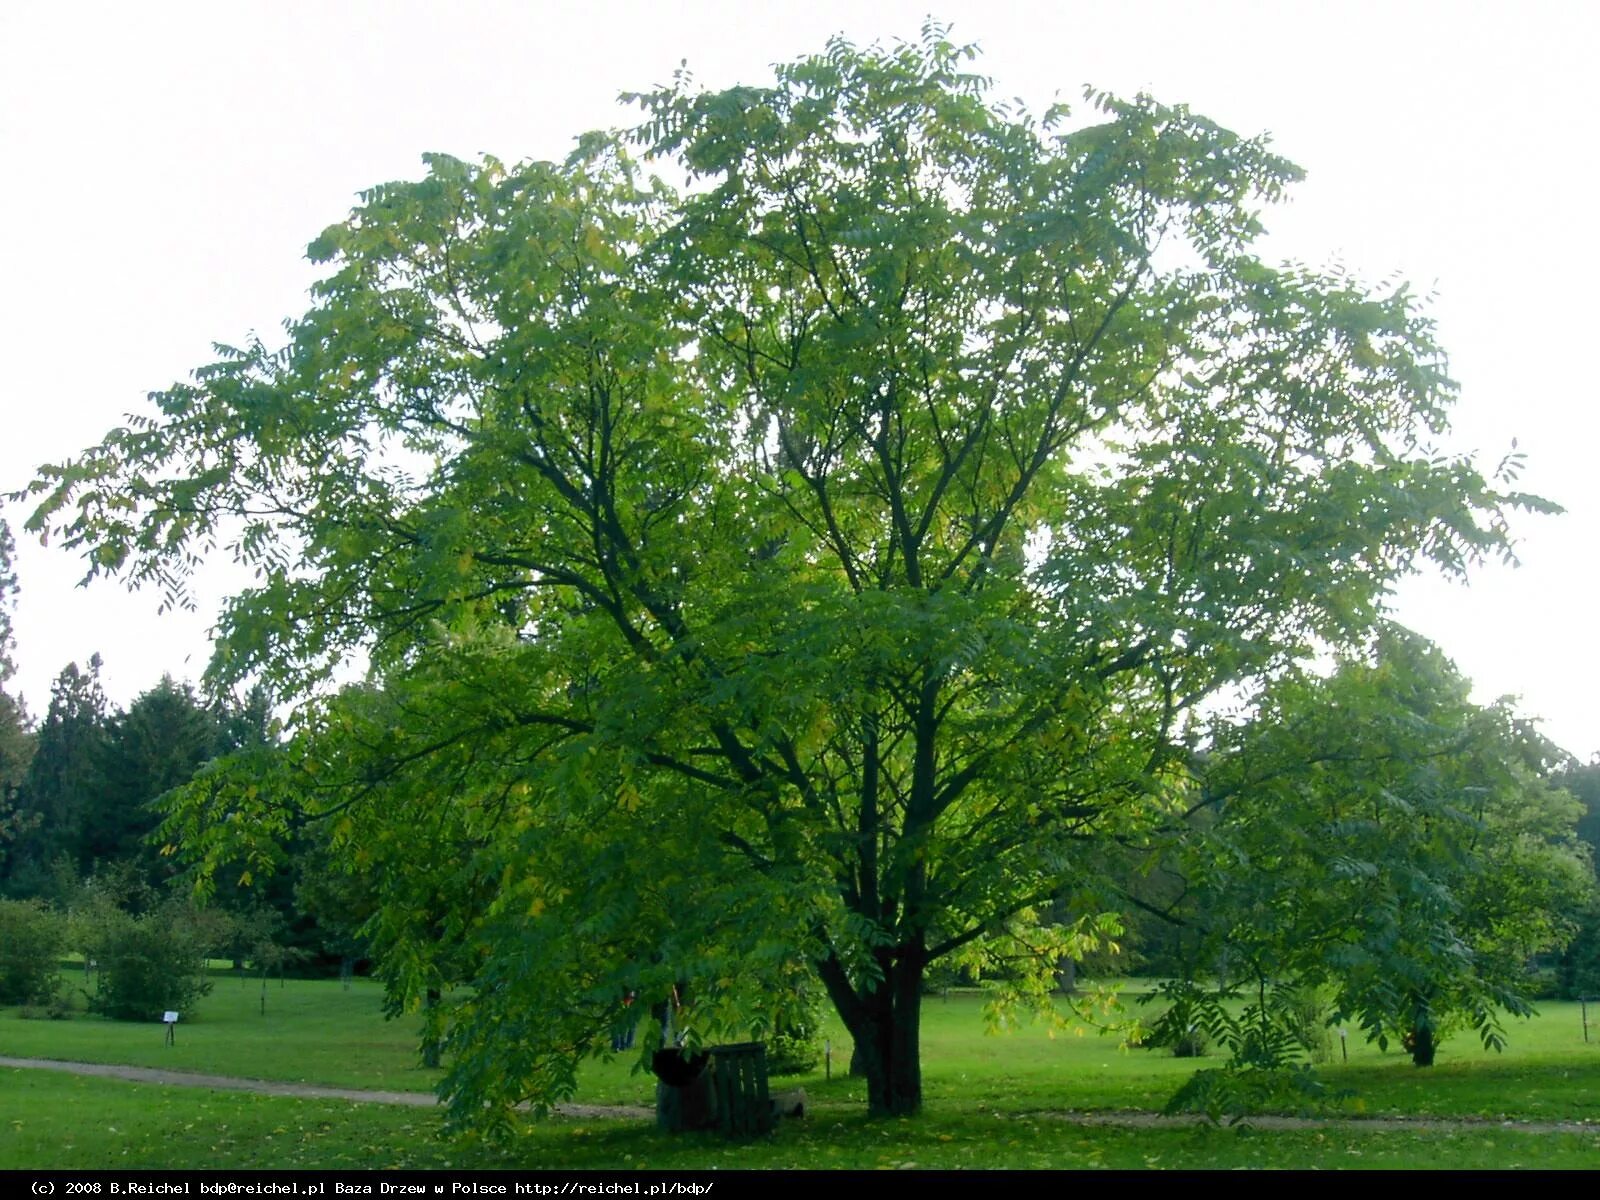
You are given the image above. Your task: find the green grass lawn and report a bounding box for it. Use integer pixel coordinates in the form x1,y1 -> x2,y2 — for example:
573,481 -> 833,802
0,970 -> 440,1092
3,1070 -> 1598,1171
6,975 -> 1600,1169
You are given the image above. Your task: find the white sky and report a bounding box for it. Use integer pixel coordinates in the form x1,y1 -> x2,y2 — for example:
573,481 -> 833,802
1,0 -> 1596,757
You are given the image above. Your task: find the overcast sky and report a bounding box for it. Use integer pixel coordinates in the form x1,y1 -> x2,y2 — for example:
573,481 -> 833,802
2,0 -> 1596,756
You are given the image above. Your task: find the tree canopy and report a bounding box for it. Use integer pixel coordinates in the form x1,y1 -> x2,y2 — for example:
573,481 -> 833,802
23,29 -> 1549,1123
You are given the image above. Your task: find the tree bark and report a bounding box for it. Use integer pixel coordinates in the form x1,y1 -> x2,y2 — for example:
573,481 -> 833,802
830,953 -> 925,1115
1056,958 -> 1077,994
421,987 -> 442,1068
848,1038 -> 868,1078
1406,1024 -> 1436,1067
1404,991 -> 1436,1067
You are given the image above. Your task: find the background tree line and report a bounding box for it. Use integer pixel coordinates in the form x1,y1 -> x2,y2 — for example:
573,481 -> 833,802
0,519 -> 366,991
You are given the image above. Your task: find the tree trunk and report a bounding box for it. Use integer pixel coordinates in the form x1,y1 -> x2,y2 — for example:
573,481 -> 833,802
848,1038 -> 868,1078
421,987 -> 442,1068
834,954 -> 925,1116
1406,1024 -> 1436,1067
1055,958 -> 1077,994
1403,991 -> 1436,1067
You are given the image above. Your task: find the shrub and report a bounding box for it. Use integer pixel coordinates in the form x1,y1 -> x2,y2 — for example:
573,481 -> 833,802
758,978 -> 825,1077
89,906 -> 213,1021
766,1028 -> 822,1076
18,993 -> 74,1020
0,898 -> 65,1005
1164,1063 -> 1347,1125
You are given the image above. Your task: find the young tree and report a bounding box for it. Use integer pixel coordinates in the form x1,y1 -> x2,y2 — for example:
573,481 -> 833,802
24,30 -> 1545,1121
1176,628 -> 1592,1067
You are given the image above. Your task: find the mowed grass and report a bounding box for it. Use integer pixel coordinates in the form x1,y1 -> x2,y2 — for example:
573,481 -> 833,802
5,1070 -> 1600,1171
7,975 -> 1600,1118
6,976 -> 1600,1169
781,988 -> 1600,1124
0,970 -> 441,1092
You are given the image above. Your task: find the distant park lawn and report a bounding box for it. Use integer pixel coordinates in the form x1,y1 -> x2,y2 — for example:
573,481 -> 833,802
4,973 -> 1599,1168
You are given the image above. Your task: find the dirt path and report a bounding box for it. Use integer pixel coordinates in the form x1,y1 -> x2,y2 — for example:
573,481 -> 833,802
0,1056 -> 652,1120
4,1055 -> 1598,1134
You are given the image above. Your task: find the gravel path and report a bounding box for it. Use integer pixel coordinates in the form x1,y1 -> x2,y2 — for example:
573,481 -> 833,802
5,1055 -> 1598,1134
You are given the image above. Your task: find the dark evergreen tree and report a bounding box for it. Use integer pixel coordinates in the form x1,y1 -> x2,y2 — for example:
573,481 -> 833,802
0,691 -> 32,866
89,675 -> 216,888
0,520 -> 36,878
1555,759 -> 1600,997
1564,760 -> 1600,858
0,518 -> 16,674
6,657 -> 109,896
213,684 -> 274,755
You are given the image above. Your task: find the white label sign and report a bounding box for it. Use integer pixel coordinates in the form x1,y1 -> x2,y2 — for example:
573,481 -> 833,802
162,1011 -> 179,1023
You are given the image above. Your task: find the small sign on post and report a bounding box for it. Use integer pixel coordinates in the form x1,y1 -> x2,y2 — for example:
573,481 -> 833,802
162,1011 -> 178,1046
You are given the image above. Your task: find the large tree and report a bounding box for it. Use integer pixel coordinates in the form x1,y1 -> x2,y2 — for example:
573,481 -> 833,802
25,31 -> 1545,1121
